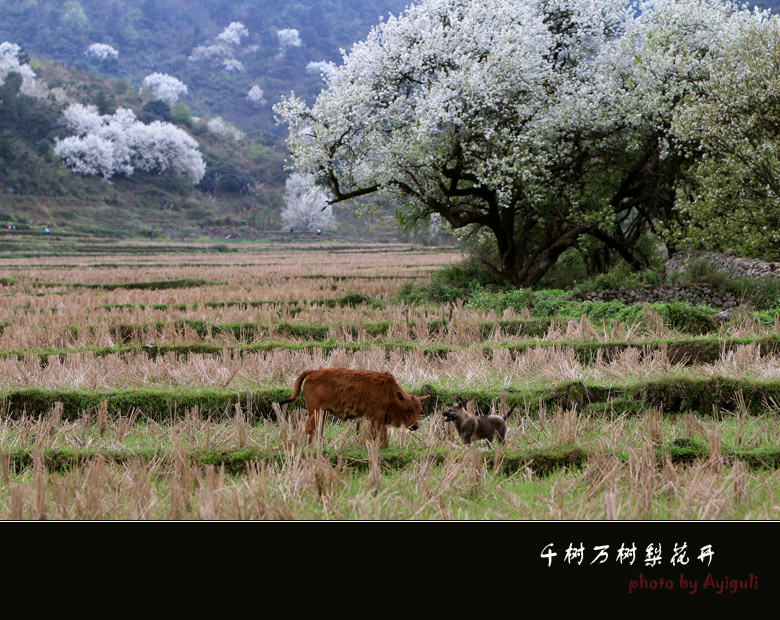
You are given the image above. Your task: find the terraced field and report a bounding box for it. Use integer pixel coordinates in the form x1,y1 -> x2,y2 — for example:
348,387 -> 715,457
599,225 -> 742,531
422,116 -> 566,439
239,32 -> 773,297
2,238 -> 780,520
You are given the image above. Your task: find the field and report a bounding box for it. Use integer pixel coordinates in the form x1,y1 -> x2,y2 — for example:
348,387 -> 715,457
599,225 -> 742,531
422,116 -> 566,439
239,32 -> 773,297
2,236 -> 780,520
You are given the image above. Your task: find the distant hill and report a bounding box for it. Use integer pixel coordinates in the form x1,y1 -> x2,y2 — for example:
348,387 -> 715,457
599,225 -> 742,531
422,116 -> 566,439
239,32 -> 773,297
0,55 -> 289,240
0,0 -> 411,136
1,0 -> 776,242
0,0 -> 415,240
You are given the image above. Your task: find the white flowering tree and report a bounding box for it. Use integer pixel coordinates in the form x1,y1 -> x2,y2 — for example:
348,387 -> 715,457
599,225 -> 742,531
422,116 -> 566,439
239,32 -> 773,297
277,28 -> 302,53
281,173 -> 335,233
668,12 -> 780,258
129,121 -> 206,183
188,42 -> 233,65
189,21 -> 248,70
217,22 -> 249,46
140,73 -> 188,106
306,60 -> 335,78
246,85 -> 266,106
276,0 -> 762,286
222,59 -> 244,73
207,116 -> 244,141
0,42 -> 38,95
85,43 -> 118,61
53,104 -> 205,184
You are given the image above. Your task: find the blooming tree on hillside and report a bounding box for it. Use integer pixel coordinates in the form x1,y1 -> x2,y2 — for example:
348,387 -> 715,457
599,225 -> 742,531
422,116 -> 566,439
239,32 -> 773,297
222,59 -> 244,73
277,28 -> 301,54
281,172 -> 335,233
140,73 -> 188,106
276,0 -> 764,286
188,43 -> 233,65
129,121 -> 206,183
189,21 -> 249,71
0,41 -> 38,94
207,116 -> 244,141
246,85 -> 266,106
54,104 -> 205,183
217,22 -> 249,46
85,43 -> 118,61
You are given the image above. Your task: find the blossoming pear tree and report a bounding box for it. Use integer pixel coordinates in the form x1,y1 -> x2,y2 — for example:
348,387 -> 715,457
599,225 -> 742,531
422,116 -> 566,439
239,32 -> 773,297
281,172 -> 335,233
276,0 -> 762,285
54,104 -> 205,184
669,12 -> 780,258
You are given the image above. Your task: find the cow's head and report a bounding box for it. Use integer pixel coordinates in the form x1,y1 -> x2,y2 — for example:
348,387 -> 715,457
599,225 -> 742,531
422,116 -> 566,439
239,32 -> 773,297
391,391 -> 430,430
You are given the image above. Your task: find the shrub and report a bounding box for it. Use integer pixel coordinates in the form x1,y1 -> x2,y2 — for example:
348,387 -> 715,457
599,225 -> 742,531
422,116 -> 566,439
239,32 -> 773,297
397,258 -> 505,304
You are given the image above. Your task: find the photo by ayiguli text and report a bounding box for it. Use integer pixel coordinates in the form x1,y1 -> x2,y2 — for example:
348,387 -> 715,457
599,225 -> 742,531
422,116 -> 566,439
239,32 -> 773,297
540,542 -> 759,595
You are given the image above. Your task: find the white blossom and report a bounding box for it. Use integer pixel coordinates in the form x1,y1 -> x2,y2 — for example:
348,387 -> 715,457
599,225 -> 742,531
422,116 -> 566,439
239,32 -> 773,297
61,103 -> 104,135
306,60 -> 335,78
217,22 -> 249,46
188,42 -> 233,65
281,173 -> 335,232
222,58 -> 244,73
128,121 -> 206,183
53,134 -> 123,180
276,0 -> 763,286
207,116 -> 245,141
140,73 -> 188,105
0,41 -> 38,94
246,85 -> 267,106
0,42 -> 23,59
277,28 -> 302,50
54,105 -> 205,183
189,22 -> 247,69
85,43 -> 118,61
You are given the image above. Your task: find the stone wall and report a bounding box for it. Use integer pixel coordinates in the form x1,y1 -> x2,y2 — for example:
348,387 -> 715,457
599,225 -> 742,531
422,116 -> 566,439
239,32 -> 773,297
664,251 -> 780,280
570,252 -> 778,309
573,283 -> 740,308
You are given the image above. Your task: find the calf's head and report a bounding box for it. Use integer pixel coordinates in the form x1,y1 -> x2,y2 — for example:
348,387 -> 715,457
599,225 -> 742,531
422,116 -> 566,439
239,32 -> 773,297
390,390 -> 430,431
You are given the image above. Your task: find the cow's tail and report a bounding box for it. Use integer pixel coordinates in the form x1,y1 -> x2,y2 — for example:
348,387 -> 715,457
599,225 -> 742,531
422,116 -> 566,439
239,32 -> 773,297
278,370 -> 314,405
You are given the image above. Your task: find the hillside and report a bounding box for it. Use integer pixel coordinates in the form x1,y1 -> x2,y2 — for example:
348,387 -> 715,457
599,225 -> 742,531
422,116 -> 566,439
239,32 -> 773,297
0,54 -> 292,239
1,0 -> 776,242
0,0 -> 413,240
0,0 -> 410,135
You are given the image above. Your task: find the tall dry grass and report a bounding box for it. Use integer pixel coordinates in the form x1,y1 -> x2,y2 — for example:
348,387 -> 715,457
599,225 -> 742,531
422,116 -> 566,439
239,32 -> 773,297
3,341 -> 780,392
2,241 -> 779,520
1,394 -> 779,520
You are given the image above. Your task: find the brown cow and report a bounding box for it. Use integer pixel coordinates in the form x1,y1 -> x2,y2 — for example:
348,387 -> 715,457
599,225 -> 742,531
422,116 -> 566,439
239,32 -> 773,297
278,367 -> 430,447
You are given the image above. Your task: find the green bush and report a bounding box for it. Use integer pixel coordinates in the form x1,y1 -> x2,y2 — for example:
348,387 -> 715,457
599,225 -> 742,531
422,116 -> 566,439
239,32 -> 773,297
654,301 -> 717,334
397,258 -> 505,303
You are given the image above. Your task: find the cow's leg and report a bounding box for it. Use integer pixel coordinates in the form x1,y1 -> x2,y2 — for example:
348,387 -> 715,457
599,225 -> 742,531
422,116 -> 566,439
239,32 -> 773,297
305,407 -> 325,444
370,419 -> 389,449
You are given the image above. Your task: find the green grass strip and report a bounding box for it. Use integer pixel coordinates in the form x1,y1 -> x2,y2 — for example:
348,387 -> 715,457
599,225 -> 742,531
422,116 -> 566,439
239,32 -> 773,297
4,376 -> 780,421
4,442 -> 780,475
29,278 -> 224,291
5,333 -> 780,367
0,386 -> 289,421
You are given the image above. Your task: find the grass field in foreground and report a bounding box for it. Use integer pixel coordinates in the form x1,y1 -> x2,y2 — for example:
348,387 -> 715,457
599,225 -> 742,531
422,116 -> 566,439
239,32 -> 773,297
2,238 -> 780,520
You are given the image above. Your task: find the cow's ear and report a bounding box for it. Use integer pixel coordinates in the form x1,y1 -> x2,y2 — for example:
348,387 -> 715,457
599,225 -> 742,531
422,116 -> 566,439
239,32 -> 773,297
418,395 -> 431,402
396,390 -> 405,402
